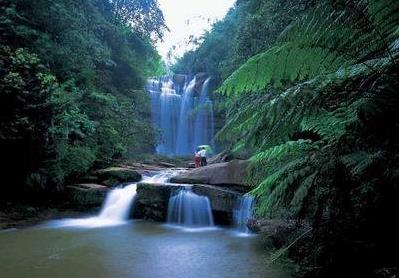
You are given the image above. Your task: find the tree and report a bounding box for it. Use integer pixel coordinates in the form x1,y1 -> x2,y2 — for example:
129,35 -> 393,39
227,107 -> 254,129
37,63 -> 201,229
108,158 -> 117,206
215,0 -> 398,276
0,0 -> 166,195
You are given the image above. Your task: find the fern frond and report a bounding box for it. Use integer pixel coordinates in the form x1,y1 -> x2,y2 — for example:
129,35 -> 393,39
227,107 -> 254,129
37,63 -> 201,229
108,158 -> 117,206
218,0 -> 398,96
341,150 -> 385,177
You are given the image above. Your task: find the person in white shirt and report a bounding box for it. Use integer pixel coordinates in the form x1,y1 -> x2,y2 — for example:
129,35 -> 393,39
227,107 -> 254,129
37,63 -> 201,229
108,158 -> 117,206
199,147 -> 207,166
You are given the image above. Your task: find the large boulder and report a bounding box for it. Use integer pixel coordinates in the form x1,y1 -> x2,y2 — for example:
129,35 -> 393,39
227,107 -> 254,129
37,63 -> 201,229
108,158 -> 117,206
133,183 -> 181,221
65,183 -> 109,207
93,167 -> 142,186
133,182 -> 240,224
170,159 -> 250,188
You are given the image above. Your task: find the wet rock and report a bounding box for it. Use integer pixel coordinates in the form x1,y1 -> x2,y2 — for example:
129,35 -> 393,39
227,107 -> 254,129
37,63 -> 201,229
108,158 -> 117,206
65,183 -> 109,207
208,151 -> 234,164
133,182 -> 240,224
193,72 -> 209,96
170,159 -> 250,188
158,161 -> 176,168
172,74 -> 187,88
248,219 -> 311,248
133,183 -> 181,221
93,167 -> 142,186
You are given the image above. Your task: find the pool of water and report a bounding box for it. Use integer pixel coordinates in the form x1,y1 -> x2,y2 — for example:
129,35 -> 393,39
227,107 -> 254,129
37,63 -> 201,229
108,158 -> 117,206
0,221 -> 291,278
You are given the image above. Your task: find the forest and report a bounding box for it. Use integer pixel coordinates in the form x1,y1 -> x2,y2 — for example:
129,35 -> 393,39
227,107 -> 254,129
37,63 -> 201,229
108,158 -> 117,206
1,0 -> 166,195
0,0 -> 398,278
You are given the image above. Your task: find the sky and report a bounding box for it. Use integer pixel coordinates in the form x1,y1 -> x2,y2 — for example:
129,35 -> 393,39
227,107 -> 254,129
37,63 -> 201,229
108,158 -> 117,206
156,0 -> 236,64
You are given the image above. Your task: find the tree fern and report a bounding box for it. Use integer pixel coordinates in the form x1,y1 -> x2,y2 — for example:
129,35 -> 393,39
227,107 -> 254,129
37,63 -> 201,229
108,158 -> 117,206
216,0 -> 398,223
218,0 -> 398,95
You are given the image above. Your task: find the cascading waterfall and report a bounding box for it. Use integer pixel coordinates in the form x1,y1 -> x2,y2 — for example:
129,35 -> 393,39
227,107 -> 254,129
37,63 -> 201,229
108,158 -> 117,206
167,187 -> 214,227
49,184 -> 138,228
97,184 -> 138,221
49,171 -> 175,228
148,78 -> 181,154
147,75 -> 215,156
142,169 -> 186,183
233,195 -> 255,234
193,78 -> 214,148
176,78 -> 196,155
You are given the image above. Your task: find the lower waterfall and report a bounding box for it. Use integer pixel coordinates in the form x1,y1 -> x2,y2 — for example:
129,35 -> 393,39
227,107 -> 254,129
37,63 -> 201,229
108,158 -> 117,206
167,187 -> 214,227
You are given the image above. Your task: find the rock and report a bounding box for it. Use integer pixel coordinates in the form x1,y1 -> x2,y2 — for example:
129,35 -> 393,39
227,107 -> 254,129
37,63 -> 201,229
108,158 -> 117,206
93,167 -> 142,186
172,74 -> 187,88
192,72 -> 209,97
65,183 -> 109,207
158,161 -> 176,168
248,219 -> 311,248
208,150 -> 252,164
208,151 -> 233,164
78,175 -> 99,183
133,182 -> 241,224
133,183 -> 180,221
170,159 -> 250,187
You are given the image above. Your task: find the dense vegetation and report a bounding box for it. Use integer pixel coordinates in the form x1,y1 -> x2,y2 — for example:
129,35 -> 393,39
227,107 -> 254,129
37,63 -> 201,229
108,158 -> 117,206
173,0 -> 313,86
0,0 -> 166,197
174,0 -> 398,277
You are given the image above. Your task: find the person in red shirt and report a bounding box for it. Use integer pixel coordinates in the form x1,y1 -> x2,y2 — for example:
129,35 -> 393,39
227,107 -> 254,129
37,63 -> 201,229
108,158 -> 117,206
194,147 -> 201,168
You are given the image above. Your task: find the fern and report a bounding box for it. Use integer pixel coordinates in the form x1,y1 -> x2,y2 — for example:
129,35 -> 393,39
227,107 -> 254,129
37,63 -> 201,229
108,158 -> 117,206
218,0 -> 398,95
217,0 -> 398,221
341,151 -> 385,177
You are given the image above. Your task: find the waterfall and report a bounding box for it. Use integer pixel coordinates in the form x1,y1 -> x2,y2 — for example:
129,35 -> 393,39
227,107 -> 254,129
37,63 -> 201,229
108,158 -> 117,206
49,172 -> 176,228
148,78 -> 181,155
142,169 -> 186,183
193,78 -> 214,148
233,195 -> 255,234
176,78 -> 196,155
147,75 -> 215,156
48,184 -> 138,228
167,187 -> 214,227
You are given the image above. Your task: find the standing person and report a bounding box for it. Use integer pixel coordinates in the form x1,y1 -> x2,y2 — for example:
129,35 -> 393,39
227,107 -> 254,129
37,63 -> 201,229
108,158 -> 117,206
199,147 -> 207,167
194,148 -> 201,168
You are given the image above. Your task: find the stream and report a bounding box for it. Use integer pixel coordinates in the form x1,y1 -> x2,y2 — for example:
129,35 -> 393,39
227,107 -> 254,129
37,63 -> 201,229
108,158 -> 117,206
0,171 -> 292,278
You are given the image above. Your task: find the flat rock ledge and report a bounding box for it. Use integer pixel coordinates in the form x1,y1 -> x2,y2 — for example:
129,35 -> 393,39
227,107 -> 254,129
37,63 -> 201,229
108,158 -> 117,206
133,182 -> 241,225
80,167 -> 142,187
65,183 -> 109,207
169,159 -> 250,192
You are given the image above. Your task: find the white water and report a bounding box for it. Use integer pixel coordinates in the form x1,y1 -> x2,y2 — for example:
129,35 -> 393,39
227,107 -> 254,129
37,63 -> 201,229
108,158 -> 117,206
233,195 -> 255,235
143,169 -> 186,183
147,75 -> 215,156
49,184 -> 138,228
49,171 -> 176,228
167,187 -> 214,228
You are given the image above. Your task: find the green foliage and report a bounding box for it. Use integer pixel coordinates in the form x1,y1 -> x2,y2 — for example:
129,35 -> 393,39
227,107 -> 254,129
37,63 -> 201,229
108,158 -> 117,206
0,0 -> 164,192
173,0 -> 310,84
103,0 -> 168,41
218,1 -> 398,95
210,0 -> 398,276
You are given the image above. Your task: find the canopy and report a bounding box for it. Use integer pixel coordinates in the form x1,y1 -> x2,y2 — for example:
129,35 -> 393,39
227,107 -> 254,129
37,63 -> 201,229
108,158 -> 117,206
198,145 -> 212,153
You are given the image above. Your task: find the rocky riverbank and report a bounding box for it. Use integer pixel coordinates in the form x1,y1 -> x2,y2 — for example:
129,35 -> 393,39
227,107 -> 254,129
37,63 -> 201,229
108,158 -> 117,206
0,158 -> 252,229
0,202 -> 98,230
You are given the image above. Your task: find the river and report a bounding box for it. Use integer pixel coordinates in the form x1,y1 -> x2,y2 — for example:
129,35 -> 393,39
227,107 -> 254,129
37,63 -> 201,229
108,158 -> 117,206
0,222 -> 291,278
0,170 -> 291,278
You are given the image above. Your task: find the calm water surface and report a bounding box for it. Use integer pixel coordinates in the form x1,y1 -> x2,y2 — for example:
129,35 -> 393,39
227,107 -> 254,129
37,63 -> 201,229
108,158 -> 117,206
0,221 -> 291,278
